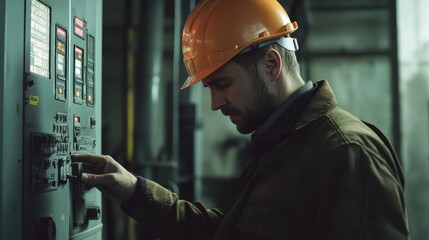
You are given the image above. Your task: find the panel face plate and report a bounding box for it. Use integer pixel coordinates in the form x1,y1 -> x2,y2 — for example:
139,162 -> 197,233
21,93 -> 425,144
21,0 -> 103,239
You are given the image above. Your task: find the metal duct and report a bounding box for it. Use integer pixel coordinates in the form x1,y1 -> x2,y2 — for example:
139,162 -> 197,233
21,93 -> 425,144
134,0 -> 164,178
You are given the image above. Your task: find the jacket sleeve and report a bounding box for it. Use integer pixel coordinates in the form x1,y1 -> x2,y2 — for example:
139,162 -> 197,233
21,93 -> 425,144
310,143 -> 409,240
121,176 -> 224,240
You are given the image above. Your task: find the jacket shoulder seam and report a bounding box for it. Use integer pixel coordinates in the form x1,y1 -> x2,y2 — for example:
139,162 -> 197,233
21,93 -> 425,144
325,113 -> 350,145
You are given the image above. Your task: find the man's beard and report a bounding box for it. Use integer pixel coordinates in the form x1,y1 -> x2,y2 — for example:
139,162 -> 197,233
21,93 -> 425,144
230,73 -> 278,134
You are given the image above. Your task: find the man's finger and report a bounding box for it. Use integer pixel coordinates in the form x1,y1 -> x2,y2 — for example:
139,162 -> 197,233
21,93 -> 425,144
71,153 -> 105,164
82,163 -> 95,173
81,172 -> 114,186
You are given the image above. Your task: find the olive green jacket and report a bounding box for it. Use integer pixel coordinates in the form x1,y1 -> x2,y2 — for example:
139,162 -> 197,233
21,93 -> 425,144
122,80 -> 409,240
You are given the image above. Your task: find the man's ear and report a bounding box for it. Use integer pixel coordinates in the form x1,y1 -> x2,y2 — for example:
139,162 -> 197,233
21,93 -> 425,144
263,48 -> 282,81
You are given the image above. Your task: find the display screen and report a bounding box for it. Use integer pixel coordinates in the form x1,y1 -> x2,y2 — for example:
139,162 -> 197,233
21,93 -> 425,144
29,0 -> 50,78
74,46 -> 83,80
74,17 -> 85,39
56,27 -> 66,40
74,17 -> 84,28
56,26 -> 67,78
74,26 -> 85,38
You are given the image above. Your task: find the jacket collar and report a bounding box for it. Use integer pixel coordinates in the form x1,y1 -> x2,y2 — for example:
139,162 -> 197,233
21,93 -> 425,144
293,80 -> 337,130
252,81 -> 314,141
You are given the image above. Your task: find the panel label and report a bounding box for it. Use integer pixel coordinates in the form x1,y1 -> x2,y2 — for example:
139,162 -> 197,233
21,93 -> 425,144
29,95 -> 40,106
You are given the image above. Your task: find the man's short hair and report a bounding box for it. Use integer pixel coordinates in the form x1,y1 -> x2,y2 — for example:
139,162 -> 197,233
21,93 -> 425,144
232,43 -> 301,81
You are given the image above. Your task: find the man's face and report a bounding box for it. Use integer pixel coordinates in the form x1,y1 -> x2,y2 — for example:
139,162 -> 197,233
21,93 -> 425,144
202,61 -> 277,134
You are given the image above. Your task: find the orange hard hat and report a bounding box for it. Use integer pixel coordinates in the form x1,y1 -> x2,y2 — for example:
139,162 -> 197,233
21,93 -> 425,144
181,0 -> 299,89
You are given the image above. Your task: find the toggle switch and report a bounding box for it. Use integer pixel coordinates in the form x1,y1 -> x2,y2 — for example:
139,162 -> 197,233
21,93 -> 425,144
90,117 -> 96,129
86,206 -> 101,221
70,162 -> 83,180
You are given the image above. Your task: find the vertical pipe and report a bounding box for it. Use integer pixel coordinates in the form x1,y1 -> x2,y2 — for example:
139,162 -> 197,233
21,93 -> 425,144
125,28 -> 136,240
125,0 -> 139,238
134,0 -> 164,176
135,4 -> 166,239
389,0 -> 401,158
124,0 -> 135,173
172,0 -> 181,168
165,0 -> 182,187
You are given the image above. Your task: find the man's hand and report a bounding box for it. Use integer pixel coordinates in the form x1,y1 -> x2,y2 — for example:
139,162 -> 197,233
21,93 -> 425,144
71,154 -> 138,203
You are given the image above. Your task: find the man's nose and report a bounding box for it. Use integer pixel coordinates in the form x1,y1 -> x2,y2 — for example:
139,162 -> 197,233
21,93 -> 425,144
210,89 -> 226,111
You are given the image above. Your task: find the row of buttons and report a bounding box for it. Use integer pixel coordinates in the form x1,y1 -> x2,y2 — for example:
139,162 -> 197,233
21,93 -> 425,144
54,112 -> 67,123
53,123 -> 68,135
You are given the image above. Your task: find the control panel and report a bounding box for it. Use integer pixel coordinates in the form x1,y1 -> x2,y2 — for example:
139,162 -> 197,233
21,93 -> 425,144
21,0 -> 103,239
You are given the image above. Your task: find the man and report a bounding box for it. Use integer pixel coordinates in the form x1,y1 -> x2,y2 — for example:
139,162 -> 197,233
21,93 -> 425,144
72,0 -> 410,239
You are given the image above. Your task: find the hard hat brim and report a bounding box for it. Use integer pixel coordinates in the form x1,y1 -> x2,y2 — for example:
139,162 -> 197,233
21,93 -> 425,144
180,75 -> 197,90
